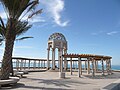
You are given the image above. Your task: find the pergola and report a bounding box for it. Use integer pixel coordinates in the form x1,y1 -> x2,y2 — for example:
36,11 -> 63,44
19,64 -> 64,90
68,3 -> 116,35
63,54 -> 112,77
47,32 -> 112,78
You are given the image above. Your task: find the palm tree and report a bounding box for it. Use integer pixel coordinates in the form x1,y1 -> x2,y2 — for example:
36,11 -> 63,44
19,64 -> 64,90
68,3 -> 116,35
0,0 -> 42,80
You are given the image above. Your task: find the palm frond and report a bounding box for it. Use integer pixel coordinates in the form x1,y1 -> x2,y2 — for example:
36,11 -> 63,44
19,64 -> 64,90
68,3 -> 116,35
26,0 -> 39,13
0,16 -> 6,38
28,9 -> 42,18
15,21 -> 32,37
16,36 -> 33,41
0,35 -> 4,46
19,0 -> 40,20
0,16 -> 5,28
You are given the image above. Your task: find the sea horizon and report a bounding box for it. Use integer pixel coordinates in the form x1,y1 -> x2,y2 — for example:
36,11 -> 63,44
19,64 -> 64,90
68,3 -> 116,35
0,62 -> 119,70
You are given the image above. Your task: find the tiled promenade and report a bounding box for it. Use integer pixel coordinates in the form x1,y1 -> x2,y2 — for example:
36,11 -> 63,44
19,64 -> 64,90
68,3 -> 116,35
1,70 -> 120,90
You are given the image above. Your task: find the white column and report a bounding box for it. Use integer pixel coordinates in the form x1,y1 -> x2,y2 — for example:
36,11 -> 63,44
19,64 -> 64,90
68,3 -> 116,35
58,49 -> 61,72
87,58 -> 90,74
24,60 -> 26,69
16,59 -> 19,70
70,57 -> 72,75
34,60 -> 36,69
59,48 -> 65,78
60,53 -> 63,73
38,60 -> 40,68
47,48 -> 50,70
64,50 -> 67,70
91,58 -> 95,77
52,48 -> 55,70
28,60 -> 30,69
105,59 -> 108,74
41,60 -> 43,68
59,49 -> 63,73
109,59 -> 112,74
20,59 -> 23,70
95,60 -> 98,72
94,60 -> 96,73
101,58 -> 104,75
44,61 -> 45,68
106,59 -> 109,75
64,57 -> 67,70
78,57 -> 81,77
85,60 -> 87,70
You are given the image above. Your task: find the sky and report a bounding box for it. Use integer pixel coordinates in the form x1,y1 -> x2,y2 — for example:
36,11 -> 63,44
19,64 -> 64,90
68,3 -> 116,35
0,0 -> 120,65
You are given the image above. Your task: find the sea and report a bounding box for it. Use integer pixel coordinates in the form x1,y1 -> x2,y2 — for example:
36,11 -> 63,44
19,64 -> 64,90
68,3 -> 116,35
0,62 -> 120,70
111,65 -> 120,70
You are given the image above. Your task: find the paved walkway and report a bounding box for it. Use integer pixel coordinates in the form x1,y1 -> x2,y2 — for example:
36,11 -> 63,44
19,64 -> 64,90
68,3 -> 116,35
1,71 -> 120,90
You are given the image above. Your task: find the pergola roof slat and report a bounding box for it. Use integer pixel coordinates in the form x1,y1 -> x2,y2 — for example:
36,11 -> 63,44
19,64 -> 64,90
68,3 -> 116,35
63,53 -> 112,60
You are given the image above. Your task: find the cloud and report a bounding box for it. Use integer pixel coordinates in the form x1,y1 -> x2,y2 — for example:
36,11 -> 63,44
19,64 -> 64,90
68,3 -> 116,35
0,47 -> 4,50
21,15 -> 45,24
0,0 -> 69,27
28,16 -> 45,24
91,32 -> 98,35
107,31 -> 118,35
91,31 -> 105,36
40,0 -> 69,27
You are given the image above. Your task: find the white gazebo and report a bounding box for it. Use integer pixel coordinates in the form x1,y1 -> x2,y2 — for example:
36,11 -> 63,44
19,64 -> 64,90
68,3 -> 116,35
47,33 -> 67,78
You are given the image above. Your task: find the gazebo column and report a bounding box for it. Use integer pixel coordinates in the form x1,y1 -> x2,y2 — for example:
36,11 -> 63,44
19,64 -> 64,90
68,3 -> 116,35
59,49 -> 65,78
58,49 -> 61,71
47,48 -> 50,70
70,57 -> 72,75
52,48 -> 55,70
87,58 -> 90,74
60,54 -> 63,73
101,58 -> 104,75
78,57 -> 82,77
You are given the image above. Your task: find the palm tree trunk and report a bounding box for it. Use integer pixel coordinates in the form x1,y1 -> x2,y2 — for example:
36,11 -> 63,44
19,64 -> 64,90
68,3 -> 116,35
1,38 -> 15,80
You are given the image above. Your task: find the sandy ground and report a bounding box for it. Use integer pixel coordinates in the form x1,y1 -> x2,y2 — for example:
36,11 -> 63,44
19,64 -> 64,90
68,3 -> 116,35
1,70 -> 120,90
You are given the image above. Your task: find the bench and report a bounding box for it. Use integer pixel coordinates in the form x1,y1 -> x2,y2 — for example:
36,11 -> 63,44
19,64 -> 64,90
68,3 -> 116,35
19,70 -> 29,74
0,77 -> 19,87
14,72 -> 24,77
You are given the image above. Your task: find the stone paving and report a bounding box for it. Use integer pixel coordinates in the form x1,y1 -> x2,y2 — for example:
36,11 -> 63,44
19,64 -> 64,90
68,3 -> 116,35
1,71 -> 120,90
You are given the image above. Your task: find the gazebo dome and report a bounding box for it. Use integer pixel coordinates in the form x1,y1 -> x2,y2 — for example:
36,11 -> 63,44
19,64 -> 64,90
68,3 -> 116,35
48,33 -> 66,42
